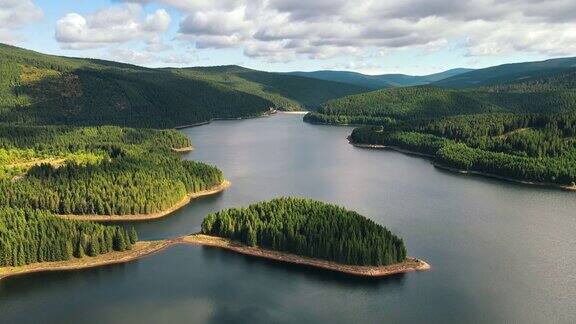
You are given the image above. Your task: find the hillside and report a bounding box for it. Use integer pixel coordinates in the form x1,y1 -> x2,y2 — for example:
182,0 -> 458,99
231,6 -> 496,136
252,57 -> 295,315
312,87 -> 499,122
0,44 -> 275,128
0,44 -> 369,128
289,68 -> 473,89
350,111 -> 576,188
434,57 -> 576,88
306,68 -> 576,126
174,66 -> 370,110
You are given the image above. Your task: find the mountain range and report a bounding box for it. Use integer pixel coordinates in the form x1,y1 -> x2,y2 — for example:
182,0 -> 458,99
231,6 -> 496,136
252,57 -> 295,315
1,43 -> 575,129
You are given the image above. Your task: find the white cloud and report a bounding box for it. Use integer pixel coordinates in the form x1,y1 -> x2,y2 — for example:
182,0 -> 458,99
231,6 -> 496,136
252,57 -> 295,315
55,4 -> 170,49
105,46 -> 197,66
0,0 -> 43,43
161,53 -> 195,65
124,0 -> 241,12
107,48 -> 155,64
116,0 -> 576,63
325,59 -> 384,75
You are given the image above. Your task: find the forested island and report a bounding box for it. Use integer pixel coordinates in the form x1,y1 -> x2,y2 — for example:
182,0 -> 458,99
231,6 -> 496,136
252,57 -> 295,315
200,197 -> 428,274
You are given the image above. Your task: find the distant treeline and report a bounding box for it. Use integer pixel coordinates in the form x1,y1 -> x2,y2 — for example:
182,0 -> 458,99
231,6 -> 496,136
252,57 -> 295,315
0,43 -> 370,127
202,197 -> 407,266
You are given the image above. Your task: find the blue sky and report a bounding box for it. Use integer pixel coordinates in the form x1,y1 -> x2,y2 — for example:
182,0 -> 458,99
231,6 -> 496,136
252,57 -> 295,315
2,0 -> 574,75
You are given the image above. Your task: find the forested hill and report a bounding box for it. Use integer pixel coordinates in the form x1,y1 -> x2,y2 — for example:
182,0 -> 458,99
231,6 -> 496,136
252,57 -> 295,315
0,44 -> 272,128
434,56 -> 576,88
349,112 -> 576,187
305,69 -> 576,126
171,65 -> 371,110
0,44 -> 369,128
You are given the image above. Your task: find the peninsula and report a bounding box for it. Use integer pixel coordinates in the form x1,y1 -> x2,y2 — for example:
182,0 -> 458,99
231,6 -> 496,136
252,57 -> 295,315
0,198 -> 430,280
58,180 -> 231,222
0,234 -> 429,281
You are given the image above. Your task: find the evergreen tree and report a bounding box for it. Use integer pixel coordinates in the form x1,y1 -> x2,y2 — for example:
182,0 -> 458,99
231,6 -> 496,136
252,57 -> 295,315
129,227 -> 138,245
0,208 -> 135,267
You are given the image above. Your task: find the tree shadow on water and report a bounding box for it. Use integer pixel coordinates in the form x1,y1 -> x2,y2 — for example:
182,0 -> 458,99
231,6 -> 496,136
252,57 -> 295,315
200,246 -> 408,290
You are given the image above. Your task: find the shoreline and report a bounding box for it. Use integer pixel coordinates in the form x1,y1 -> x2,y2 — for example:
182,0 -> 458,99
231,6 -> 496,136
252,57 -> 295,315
279,111 -> 308,115
0,234 -> 430,281
180,235 -> 430,277
350,139 -> 576,191
432,163 -> 576,191
174,110 -> 277,130
57,180 -> 231,222
304,120 -> 368,127
171,146 -> 193,153
349,139 -> 436,159
0,240 -> 173,281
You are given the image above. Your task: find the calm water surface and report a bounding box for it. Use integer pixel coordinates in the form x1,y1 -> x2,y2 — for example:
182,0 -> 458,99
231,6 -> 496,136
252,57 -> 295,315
2,114 -> 576,323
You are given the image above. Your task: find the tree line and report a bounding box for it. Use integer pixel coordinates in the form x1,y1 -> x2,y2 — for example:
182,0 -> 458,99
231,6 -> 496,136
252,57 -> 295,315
0,208 -> 136,267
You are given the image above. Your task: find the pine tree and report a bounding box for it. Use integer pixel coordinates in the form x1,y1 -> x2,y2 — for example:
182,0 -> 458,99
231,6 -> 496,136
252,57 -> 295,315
129,227 -> 138,244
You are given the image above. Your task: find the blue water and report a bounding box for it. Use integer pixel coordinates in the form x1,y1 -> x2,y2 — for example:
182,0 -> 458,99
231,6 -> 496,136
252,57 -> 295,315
2,114 -> 575,323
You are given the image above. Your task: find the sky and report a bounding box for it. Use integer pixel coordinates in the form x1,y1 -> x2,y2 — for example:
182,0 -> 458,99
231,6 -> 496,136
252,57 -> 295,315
1,0 -> 575,75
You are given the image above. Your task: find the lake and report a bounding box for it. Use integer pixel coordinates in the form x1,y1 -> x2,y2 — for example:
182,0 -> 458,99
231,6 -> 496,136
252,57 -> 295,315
1,113 -> 575,323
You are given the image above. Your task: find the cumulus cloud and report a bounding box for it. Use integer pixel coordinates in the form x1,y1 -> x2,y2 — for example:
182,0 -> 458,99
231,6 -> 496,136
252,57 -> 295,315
55,4 -> 170,49
0,0 -> 43,43
119,0 -> 576,62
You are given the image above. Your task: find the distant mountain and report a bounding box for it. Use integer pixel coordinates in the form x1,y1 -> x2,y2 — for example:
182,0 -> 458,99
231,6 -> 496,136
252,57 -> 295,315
288,70 -> 393,89
376,68 -> 474,87
0,44 -> 370,128
434,57 -> 576,88
288,68 -> 473,89
305,67 -> 576,126
176,65 -> 371,110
